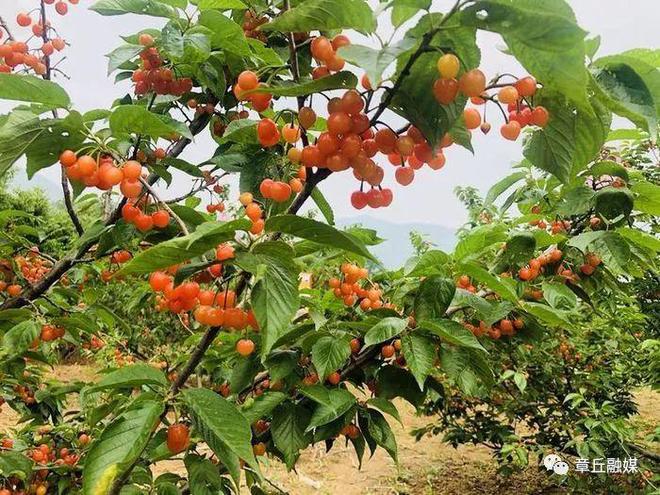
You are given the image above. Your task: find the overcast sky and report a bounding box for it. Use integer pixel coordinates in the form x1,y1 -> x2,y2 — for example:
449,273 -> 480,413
1,0 -> 658,228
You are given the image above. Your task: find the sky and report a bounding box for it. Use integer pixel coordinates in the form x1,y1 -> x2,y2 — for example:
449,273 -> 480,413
1,0 -> 659,229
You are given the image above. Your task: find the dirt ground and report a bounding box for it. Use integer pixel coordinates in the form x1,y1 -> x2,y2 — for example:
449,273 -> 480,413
1,365 -> 657,494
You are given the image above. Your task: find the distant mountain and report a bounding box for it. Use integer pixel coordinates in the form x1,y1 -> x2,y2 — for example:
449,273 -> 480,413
9,167 -> 61,202
336,215 -> 457,268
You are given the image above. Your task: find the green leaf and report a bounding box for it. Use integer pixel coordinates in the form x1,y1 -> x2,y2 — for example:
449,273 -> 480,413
301,386 -> 355,430
541,281 -> 577,310
248,71 -> 357,97
199,10 -> 250,56
182,388 -> 259,485
2,320 -> 39,355
391,0 -> 430,27
522,301 -> 574,329
245,242 -> 300,357
454,224 -> 507,261
459,262 -> 518,303
366,398 -> 402,424
310,187 -> 335,225
265,215 -> 374,260
338,40 -> 415,86
263,0 -> 376,34
106,44 -> 143,74
419,318 -> 485,350
523,91 -> 612,182
218,119 -> 257,145
0,74 -> 70,108
0,111 -> 48,178
271,402 -> 312,469
184,454 -> 225,494
162,157 -> 204,177
462,0 -> 589,109
484,171 -> 526,205
110,105 -> 192,139
557,185 -> 595,216
375,366 -> 425,406
592,53 -> 659,138
197,0 -> 246,8
513,372 -> 527,393
363,409 -> 397,462
86,364 -> 168,393
413,276 -> 456,320
25,112 -> 86,179
606,128 -> 647,142
90,0 -> 179,18
618,227 -> 660,253
364,317 -> 408,346
405,250 -> 450,277
632,181 -> 660,216
311,335 -> 351,380
82,400 -> 164,495
401,333 -> 436,389
241,392 -> 287,424
440,346 -> 493,395
594,187 -> 634,221
0,451 -> 34,480
116,220 -> 249,275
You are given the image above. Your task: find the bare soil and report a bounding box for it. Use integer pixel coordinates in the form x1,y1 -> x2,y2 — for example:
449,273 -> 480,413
1,365 -> 657,494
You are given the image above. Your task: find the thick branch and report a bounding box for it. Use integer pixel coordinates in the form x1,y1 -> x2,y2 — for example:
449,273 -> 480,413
0,111 -> 213,311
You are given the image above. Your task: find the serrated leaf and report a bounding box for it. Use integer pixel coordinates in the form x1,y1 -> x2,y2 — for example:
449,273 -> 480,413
0,74 -> 70,108
418,318 -> 484,350
182,388 -> 259,485
311,335 -> 351,380
263,0 -> 376,34
363,317 -> 407,346
265,215 -> 374,260
90,0 -> 179,17
413,275 -> 456,320
86,364 -> 168,393
401,333 -> 436,389
338,40 -> 415,86
116,220 -> 249,275
82,400 -> 164,495
271,403 -> 312,469
247,71 -> 357,97
110,105 -> 192,139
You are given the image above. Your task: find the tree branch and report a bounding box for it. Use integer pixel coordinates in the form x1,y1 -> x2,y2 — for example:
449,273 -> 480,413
0,16 -> 15,41
139,177 -> 189,235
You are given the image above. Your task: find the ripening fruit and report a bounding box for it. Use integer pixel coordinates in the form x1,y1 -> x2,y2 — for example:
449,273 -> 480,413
7,284 -> 22,297
138,33 -> 154,46
395,166 -> 414,186
149,271 -> 171,291
238,70 -> 259,91
500,121 -> 521,141
215,243 -> 235,261
437,53 -> 460,79
134,213 -> 154,232
428,153 -> 446,170
515,76 -> 537,97
332,34 -> 350,50
281,123 -> 301,143
122,160 -> 142,180
122,203 -> 140,223
381,344 -> 395,358
55,1 -> 69,15
463,108 -> 481,129
257,118 -> 280,147
253,442 -> 267,456
236,338 -> 255,356
17,13 -> 32,27
433,78 -> 458,105
52,38 -> 66,51
327,112 -> 352,136
298,107 -> 316,129
327,371 -> 341,385
77,155 -> 97,176
530,106 -> 549,127
167,424 -> 189,454
239,192 -> 253,206
361,73 -> 372,90
310,36 -> 334,62
245,202 -> 262,221
375,128 -> 397,154
270,181 -> 292,203
498,85 -> 519,105
152,210 -> 170,228
289,178 -> 303,193
351,190 -> 368,210
458,69 -> 486,97
59,150 -> 77,167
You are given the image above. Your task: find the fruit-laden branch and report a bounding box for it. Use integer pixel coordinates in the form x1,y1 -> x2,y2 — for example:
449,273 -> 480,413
138,177 -> 189,235
369,0 -> 465,126
0,111 -> 214,311
37,0 -> 84,235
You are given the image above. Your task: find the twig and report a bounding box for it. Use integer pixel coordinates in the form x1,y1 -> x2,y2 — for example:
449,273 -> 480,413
0,16 -> 15,41
138,177 -> 190,235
